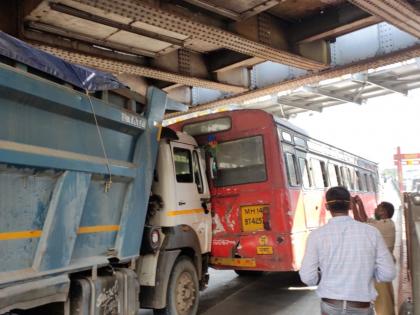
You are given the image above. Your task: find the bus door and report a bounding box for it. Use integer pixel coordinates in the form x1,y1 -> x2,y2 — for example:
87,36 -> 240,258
296,152 -> 318,229
296,153 -> 323,229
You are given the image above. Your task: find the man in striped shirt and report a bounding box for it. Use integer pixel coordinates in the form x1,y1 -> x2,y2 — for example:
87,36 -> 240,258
299,186 -> 396,315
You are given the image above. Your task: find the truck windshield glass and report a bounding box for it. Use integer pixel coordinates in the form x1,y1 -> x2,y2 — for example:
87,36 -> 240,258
214,136 -> 266,187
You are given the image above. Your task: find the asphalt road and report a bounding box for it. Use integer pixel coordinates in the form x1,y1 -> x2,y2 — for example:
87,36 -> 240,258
139,270 -> 320,315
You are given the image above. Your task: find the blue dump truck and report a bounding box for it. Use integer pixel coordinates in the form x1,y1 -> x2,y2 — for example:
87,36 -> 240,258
0,33 -> 212,315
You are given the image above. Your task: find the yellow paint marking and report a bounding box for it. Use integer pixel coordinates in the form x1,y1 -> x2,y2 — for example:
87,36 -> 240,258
166,209 -> 204,217
0,230 -> 42,241
77,225 -> 120,234
210,257 -> 257,268
156,124 -> 163,141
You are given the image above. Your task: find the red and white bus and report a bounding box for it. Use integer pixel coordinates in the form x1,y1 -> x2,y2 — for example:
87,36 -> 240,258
171,109 -> 379,274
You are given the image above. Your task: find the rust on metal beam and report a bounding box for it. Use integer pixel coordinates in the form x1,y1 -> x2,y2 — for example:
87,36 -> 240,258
32,44 -> 248,93
25,21 -> 157,58
290,4 -> 382,43
240,1 -> 280,20
181,0 -> 241,21
165,44 -> 420,118
67,0 -> 326,71
299,16 -> 380,43
24,29 -> 147,64
348,0 -> 420,38
181,0 -> 279,21
49,2 -> 185,47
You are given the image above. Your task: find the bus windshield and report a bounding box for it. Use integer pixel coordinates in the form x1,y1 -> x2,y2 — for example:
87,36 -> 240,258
214,136 -> 266,187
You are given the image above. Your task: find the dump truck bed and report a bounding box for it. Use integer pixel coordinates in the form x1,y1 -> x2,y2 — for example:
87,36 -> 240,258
0,61 -> 166,312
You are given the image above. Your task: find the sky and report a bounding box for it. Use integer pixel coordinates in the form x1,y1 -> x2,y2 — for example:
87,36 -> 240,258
289,88 -> 420,171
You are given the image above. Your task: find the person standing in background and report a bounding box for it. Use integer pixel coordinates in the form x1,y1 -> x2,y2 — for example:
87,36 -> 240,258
352,196 -> 396,315
300,186 -> 396,315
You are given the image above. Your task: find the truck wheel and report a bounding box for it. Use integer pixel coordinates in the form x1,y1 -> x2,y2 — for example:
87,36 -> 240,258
154,256 -> 199,315
234,270 -> 264,277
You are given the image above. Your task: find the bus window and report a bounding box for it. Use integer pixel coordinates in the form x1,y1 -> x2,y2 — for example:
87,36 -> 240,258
214,136 -> 266,187
355,170 -> 364,191
365,174 -> 371,192
311,159 -> 327,188
340,166 -> 349,188
192,151 -> 204,193
174,148 -> 193,183
335,165 -> 342,186
298,157 -> 312,188
282,131 -> 293,143
285,153 -> 299,187
352,170 -> 359,191
369,174 -> 377,192
328,164 -> 338,186
346,168 -> 354,190
320,160 -> 329,187
294,136 -> 307,148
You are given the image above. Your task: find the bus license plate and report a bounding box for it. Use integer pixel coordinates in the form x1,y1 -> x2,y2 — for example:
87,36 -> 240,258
241,205 -> 266,232
257,246 -> 273,255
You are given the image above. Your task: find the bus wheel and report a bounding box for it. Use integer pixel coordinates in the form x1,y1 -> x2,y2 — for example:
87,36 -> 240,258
154,256 -> 199,315
234,270 -> 264,277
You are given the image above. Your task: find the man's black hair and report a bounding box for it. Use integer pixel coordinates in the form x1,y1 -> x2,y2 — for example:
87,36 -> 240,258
325,186 -> 351,212
379,201 -> 395,218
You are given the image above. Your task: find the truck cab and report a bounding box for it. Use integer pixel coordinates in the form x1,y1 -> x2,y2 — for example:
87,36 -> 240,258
138,128 -> 212,315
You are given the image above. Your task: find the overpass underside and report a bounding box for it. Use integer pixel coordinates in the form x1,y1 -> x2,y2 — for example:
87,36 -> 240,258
1,0 -> 419,118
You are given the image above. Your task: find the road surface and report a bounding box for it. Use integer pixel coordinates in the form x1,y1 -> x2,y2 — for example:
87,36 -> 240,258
140,270 -> 320,315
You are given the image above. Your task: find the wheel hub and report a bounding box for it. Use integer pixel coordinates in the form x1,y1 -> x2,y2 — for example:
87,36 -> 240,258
175,271 -> 196,315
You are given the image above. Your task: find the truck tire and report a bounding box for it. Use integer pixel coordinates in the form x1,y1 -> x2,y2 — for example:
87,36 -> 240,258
234,270 -> 264,277
154,256 -> 199,315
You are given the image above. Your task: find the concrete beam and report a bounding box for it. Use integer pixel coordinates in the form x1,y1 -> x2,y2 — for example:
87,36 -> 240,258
352,73 -> 408,95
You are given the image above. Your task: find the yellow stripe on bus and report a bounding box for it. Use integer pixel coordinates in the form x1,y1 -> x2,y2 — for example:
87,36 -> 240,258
77,225 -> 120,234
166,209 -> 204,216
210,257 -> 257,268
0,230 -> 42,240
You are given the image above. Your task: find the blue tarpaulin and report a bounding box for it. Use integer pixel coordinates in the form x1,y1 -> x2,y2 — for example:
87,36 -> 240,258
0,31 -> 124,91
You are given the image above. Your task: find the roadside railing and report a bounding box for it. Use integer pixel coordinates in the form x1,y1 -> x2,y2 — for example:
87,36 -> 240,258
402,192 -> 420,314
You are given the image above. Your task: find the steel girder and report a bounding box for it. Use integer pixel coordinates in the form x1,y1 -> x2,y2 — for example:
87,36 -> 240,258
34,44 -> 248,93
61,0 -> 326,71
348,0 -> 420,38
165,44 -> 420,118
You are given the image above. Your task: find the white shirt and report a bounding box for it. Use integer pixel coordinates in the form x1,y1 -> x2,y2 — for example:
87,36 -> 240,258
299,216 -> 396,302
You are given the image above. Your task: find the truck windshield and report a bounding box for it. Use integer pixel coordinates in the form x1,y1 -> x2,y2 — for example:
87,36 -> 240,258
214,136 -> 266,187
